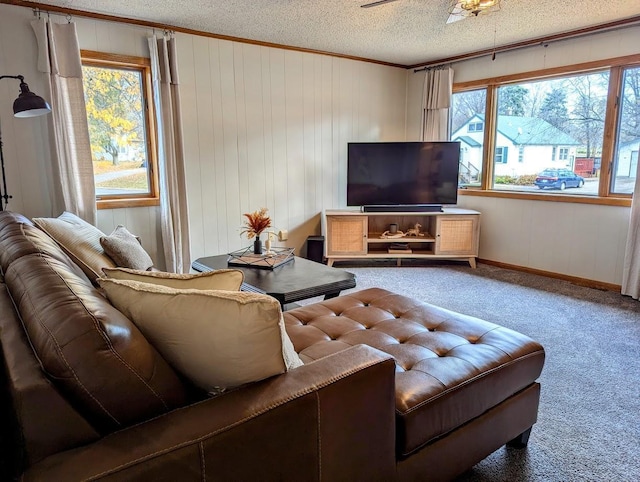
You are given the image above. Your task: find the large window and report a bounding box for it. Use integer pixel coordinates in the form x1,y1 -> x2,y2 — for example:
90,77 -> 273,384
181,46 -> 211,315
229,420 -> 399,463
81,51 -> 158,209
451,55 -> 639,203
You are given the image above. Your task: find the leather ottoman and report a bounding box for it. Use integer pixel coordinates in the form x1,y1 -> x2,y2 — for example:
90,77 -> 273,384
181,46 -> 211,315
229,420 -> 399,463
284,287 -> 545,478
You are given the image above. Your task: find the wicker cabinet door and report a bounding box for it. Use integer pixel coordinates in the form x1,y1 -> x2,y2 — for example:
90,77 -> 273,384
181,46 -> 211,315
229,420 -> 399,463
326,215 -> 368,255
435,216 -> 479,255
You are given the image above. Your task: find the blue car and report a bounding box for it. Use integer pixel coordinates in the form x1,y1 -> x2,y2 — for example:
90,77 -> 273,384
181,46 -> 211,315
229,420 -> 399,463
534,169 -> 584,190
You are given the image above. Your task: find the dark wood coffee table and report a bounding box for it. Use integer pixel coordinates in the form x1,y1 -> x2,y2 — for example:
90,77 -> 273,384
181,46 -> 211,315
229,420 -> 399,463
192,255 -> 356,309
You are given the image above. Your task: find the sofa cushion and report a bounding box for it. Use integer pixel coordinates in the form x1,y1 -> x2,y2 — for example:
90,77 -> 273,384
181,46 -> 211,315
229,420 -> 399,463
100,225 -> 154,270
99,279 -> 304,394
0,213 -> 190,434
32,211 -> 116,282
284,288 -> 545,457
102,267 -> 244,291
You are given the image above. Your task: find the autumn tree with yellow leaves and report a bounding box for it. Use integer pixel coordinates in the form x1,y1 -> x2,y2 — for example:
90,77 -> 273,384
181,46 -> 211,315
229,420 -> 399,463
82,66 -> 144,166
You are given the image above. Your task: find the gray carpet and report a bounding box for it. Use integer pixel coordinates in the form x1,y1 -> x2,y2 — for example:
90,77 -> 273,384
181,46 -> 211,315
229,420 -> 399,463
301,260 -> 640,481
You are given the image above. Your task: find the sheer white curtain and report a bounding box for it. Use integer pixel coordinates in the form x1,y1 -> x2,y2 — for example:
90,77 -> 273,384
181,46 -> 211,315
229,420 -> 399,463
31,18 -> 96,224
421,67 -> 453,141
621,164 -> 640,299
148,34 -> 191,273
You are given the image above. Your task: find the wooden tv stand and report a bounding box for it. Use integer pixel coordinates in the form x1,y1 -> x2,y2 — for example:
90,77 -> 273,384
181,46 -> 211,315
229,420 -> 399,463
324,208 -> 480,268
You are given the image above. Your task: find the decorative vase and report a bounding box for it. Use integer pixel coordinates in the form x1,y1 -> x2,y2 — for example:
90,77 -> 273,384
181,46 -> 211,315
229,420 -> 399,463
253,235 -> 263,255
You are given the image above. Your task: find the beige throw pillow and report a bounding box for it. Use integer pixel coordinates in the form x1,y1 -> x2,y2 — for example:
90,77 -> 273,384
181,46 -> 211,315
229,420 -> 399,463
102,267 -> 244,291
100,225 -> 154,271
98,279 -> 304,393
32,211 -> 116,282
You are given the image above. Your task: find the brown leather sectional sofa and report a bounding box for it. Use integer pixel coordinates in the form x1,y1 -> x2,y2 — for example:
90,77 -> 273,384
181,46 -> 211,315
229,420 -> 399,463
0,211 -> 545,481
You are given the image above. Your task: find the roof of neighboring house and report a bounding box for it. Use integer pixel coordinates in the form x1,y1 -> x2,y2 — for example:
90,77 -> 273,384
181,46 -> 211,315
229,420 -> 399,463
454,135 -> 482,148
454,114 -> 581,146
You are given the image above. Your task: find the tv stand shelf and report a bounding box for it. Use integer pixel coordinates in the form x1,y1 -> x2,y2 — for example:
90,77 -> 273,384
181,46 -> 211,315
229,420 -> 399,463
324,208 -> 480,268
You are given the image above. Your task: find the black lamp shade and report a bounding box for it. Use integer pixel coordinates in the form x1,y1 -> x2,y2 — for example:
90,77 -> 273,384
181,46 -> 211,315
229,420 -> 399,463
13,81 -> 51,118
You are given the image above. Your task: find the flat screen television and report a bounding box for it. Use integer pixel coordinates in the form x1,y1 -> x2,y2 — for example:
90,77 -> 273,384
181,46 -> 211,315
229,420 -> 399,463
347,141 -> 461,212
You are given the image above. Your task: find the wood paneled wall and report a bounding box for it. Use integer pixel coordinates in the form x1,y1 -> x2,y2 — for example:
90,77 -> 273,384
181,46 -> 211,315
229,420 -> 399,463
2,4 -> 408,267
176,34 -> 407,260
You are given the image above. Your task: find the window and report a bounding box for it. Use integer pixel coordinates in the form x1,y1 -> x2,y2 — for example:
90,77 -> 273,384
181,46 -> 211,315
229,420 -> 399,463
81,51 -> 158,209
558,148 -> 569,161
611,65 -> 640,195
451,89 -> 487,188
450,56 -> 640,203
491,73 -> 609,195
495,147 -> 508,164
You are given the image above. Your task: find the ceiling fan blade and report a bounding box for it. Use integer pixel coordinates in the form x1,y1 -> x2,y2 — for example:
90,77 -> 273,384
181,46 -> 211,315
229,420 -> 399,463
446,13 -> 467,24
361,0 -> 400,8
447,1 -> 466,23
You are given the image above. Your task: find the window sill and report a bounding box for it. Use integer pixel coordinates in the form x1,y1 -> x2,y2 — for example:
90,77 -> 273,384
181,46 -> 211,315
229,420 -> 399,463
458,189 -> 632,207
97,197 -> 160,210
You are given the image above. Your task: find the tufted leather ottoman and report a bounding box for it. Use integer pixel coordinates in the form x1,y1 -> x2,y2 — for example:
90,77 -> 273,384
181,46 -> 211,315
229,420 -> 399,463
284,287 -> 545,460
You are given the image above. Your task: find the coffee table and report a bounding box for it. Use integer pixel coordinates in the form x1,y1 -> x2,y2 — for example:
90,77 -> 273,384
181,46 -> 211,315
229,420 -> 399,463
192,255 -> 356,309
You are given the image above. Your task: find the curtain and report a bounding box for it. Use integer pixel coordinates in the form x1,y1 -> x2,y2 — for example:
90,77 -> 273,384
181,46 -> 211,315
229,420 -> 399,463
148,35 -> 191,273
421,67 -> 453,142
621,162 -> 640,299
31,18 -> 96,224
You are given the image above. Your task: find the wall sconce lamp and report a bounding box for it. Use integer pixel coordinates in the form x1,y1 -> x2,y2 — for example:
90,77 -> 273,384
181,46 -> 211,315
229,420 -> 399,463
0,75 -> 51,210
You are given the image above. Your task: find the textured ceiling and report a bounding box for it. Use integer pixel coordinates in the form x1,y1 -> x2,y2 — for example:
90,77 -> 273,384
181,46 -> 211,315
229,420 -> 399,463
33,0 -> 640,66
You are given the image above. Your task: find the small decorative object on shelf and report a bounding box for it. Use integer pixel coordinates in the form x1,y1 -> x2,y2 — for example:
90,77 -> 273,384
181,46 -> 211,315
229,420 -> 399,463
406,223 -> 425,237
227,246 -> 295,269
240,207 -> 272,254
380,230 -> 405,239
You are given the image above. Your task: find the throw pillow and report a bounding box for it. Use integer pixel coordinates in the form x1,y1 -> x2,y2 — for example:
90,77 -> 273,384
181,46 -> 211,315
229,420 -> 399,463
102,267 -> 244,291
32,211 -> 116,282
100,225 -> 154,271
98,279 -> 304,393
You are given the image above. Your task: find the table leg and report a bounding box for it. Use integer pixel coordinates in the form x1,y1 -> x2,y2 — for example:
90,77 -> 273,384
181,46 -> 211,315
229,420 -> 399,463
323,291 -> 341,300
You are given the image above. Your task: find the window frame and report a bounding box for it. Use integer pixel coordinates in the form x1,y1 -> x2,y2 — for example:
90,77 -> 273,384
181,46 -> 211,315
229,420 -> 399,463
468,121 -> 484,132
452,53 -> 640,207
81,50 -> 159,210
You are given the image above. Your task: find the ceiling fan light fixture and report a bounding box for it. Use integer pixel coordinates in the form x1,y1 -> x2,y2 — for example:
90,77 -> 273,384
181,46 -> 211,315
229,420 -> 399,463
448,0 -> 501,22
460,0 -> 499,15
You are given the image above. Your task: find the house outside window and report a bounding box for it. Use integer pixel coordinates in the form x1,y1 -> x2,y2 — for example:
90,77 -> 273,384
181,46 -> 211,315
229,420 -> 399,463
551,146 -> 557,161
518,146 -> 524,163
81,50 -> 159,209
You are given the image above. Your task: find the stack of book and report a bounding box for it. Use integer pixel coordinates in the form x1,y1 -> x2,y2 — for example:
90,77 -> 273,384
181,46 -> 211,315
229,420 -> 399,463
388,242 -> 412,254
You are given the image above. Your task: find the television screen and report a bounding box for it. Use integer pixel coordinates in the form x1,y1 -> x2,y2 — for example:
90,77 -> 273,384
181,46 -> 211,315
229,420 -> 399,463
347,141 -> 460,208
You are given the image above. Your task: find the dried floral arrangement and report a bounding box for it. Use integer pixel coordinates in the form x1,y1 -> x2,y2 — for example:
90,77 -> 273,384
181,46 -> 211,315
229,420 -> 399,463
240,208 -> 272,239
